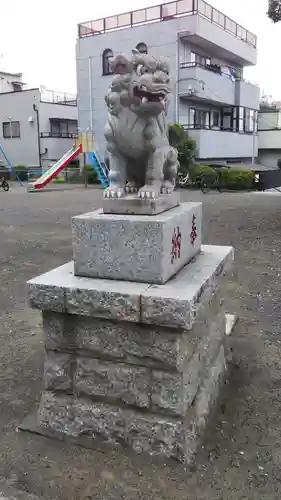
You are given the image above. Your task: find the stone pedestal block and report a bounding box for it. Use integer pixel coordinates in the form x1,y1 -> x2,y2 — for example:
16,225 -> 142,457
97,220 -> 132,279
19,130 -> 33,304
24,244 -> 235,464
102,191 -> 180,215
72,202 -> 202,284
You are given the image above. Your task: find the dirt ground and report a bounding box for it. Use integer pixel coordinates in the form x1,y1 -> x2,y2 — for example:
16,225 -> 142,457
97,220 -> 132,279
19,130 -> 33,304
1,184 -> 281,499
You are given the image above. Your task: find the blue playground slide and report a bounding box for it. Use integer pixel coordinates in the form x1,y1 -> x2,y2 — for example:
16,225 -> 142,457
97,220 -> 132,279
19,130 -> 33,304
88,152 -> 109,188
0,143 -> 23,186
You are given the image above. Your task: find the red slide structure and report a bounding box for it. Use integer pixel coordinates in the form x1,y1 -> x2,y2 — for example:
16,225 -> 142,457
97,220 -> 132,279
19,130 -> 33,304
30,144 -> 82,190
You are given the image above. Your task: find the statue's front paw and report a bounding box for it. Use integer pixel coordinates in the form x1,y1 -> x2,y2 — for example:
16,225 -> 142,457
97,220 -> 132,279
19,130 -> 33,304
103,187 -> 125,198
125,182 -> 138,194
161,181 -> 174,195
138,185 -> 161,199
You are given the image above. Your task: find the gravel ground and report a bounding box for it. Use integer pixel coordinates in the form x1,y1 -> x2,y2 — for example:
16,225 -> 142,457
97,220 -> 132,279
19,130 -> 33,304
0,184 -> 281,499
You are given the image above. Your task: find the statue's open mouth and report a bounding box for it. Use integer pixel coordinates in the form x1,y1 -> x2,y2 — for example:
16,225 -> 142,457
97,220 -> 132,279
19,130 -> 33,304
133,86 -> 167,103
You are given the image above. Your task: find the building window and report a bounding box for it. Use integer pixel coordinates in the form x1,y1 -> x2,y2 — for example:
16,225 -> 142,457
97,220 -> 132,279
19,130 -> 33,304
3,121 -> 20,138
48,119 -> 78,138
244,108 -> 255,132
194,109 -> 209,129
188,108 -> 195,127
190,52 -> 211,67
188,108 -> 220,129
136,42 -> 148,54
221,107 -> 234,131
102,49 -> 114,75
210,110 -> 220,128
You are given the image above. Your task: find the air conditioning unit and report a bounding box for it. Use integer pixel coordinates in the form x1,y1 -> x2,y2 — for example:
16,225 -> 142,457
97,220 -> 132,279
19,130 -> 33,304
187,84 -> 195,95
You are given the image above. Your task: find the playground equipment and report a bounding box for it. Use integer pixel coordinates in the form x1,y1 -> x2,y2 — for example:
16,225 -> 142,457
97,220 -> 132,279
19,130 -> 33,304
88,151 -> 109,187
28,144 -> 82,190
0,143 -> 24,186
28,131 -> 109,191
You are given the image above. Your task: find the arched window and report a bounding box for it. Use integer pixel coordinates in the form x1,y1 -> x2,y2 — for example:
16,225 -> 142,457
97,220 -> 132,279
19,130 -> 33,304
102,49 -> 114,75
136,42 -> 148,54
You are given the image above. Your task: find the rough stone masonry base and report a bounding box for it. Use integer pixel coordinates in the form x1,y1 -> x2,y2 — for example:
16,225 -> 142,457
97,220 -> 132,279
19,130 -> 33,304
24,245 -> 235,464
72,202 -> 202,284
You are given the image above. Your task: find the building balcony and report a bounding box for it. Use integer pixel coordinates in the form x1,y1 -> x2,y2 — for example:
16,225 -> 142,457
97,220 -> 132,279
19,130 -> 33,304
40,89 -> 77,106
78,0 -> 256,66
179,13 -> 256,67
179,62 -> 235,106
179,62 -> 260,109
236,78 -> 260,110
258,129 -> 281,150
40,132 -> 77,139
185,127 -> 257,159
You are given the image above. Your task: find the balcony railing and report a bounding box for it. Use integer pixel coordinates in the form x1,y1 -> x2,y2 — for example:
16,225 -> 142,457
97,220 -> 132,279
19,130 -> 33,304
40,132 -> 77,139
180,61 -> 237,80
78,0 -> 257,48
40,89 -> 77,106
183,124 -> 255,134
180,61 -> 259,87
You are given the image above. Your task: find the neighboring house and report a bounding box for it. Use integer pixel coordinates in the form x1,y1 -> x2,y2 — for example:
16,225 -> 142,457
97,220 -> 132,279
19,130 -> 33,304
258,103 -> 281,168
0,73 -> 77,171
76,0 -> 260,163
0,70 -> 25,93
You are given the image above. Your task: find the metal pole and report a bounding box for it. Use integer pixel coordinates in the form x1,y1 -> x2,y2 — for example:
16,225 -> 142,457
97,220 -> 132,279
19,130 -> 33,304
88,57 -> 93,133
83,152 -> 88,188
175,33 -> 179,122
252,112 -> 258,165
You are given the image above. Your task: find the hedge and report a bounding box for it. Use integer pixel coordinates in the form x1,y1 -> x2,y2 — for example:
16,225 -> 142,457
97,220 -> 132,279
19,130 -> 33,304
53,177 -> 66,183
188,164 -> 255,190
66,165 -> 100,184
12,164 -> 28,181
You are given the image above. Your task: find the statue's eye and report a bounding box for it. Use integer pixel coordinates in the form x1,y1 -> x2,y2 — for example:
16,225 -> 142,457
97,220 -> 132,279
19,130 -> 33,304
136,64 -> 143,76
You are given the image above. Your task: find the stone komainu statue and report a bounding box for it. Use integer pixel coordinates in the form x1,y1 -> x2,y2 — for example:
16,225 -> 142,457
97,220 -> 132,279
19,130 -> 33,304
104,50 -> 179,198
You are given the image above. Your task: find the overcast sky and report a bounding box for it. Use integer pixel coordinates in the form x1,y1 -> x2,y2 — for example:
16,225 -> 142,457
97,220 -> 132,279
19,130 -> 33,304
0,0 -> 277,98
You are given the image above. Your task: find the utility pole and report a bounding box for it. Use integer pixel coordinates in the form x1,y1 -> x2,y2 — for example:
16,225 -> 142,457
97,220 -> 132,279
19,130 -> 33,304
252,111 -> 259,165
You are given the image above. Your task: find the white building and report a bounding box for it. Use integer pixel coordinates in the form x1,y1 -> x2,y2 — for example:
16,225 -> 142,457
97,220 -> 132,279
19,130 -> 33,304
76,0 -> 260,163
0,72 -> 77,171
258,103 -> 281,168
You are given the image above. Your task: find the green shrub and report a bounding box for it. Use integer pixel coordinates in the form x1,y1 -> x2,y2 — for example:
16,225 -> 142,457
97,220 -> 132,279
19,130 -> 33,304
169,123 -> 197,172
189,164 -> 216,184
187,164 -> 255,190
220,168 -> 255,190
85,164 -> 100,184
13,164 -> 27,181
53,177 -> 66,183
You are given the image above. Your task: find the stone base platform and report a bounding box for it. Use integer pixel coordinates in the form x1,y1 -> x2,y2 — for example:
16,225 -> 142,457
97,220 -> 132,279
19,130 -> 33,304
25,245 -> 235,464
102,191 -> 180,215
72,202 -> 202,284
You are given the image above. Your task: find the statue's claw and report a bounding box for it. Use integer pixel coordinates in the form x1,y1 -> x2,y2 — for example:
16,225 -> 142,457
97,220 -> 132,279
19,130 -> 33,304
103,187 -> 125,198
161,181 -> 174,195
125,183 -> 138,194
138,185 -> 161,199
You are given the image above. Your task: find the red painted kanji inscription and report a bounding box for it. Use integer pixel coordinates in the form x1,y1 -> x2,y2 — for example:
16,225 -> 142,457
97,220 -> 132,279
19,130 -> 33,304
190,214 -> 197,246
171,226 -> 182,264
